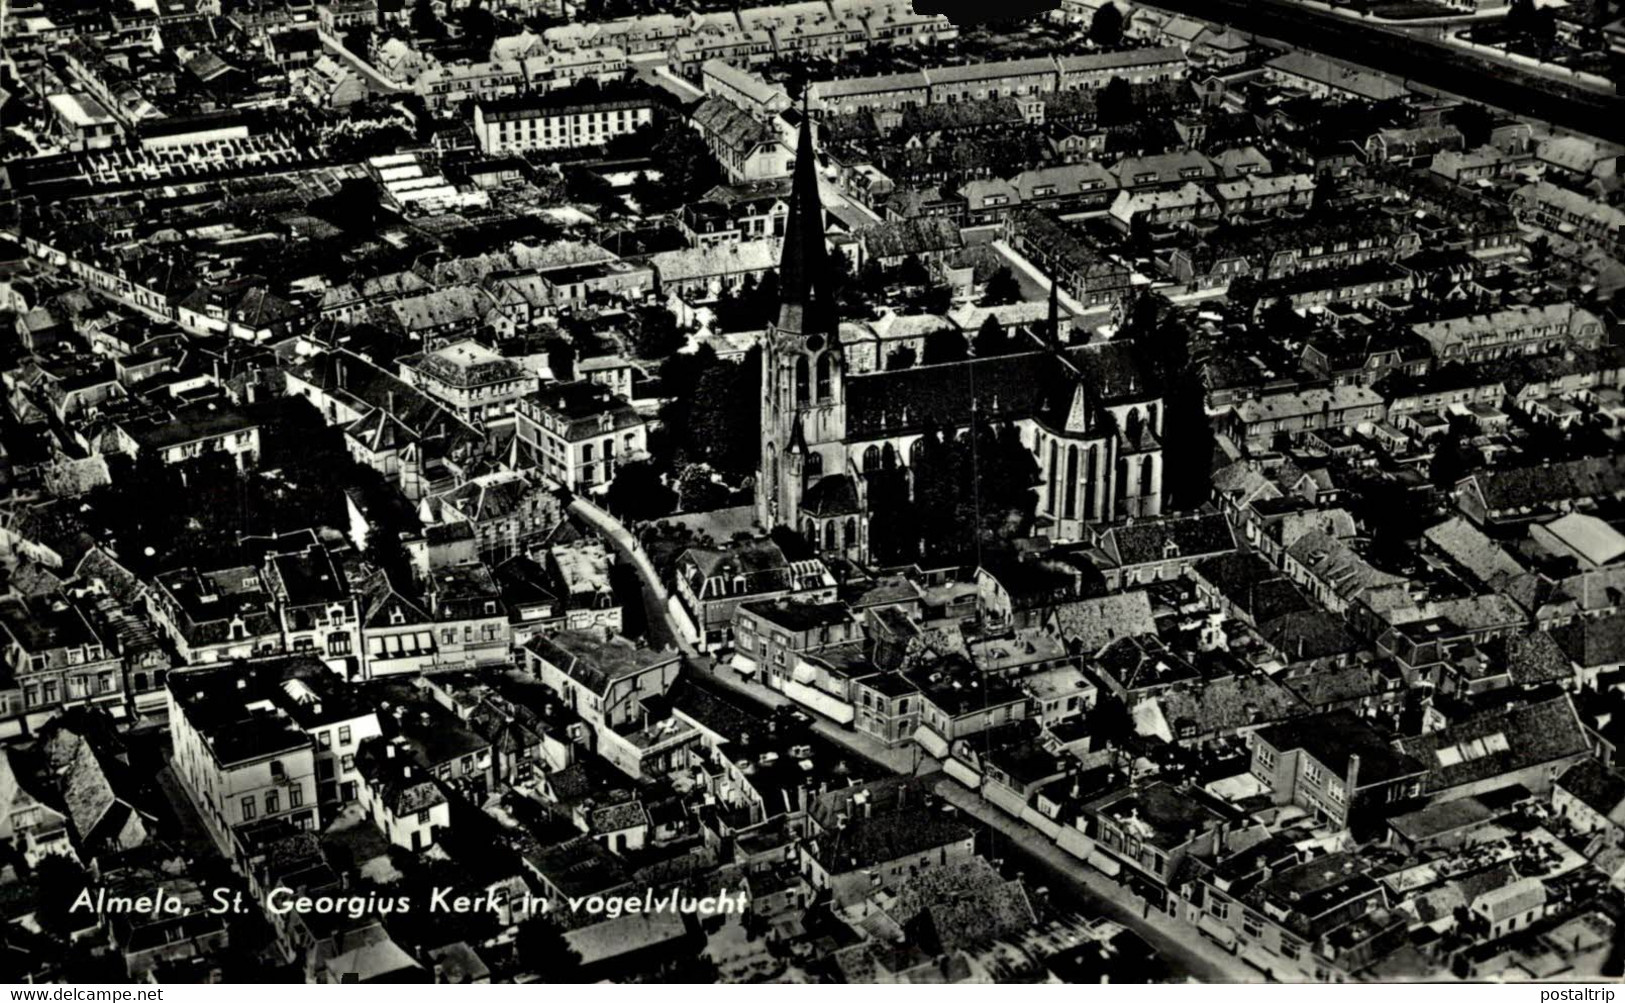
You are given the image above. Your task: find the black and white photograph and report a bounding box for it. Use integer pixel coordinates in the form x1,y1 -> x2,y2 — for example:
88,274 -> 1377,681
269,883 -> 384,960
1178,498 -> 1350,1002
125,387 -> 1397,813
1,0 -> 1625,986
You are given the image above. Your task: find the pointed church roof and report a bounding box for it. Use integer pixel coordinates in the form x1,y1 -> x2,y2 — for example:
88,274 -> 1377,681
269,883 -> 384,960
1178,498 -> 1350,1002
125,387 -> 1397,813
777,114 -> 837,338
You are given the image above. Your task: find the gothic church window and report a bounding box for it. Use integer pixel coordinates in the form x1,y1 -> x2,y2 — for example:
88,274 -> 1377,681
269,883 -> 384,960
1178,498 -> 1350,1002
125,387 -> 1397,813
795,357 -> 809,406
1085,445 -> 1099,520
815,353 -> 832,401
1064,445 -> 1079,520
863,446 -> 881,472
806,452 -> 823,477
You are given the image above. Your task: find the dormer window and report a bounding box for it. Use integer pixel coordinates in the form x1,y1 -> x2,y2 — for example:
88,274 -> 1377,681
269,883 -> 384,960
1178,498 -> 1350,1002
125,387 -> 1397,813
389,606 -> 406,626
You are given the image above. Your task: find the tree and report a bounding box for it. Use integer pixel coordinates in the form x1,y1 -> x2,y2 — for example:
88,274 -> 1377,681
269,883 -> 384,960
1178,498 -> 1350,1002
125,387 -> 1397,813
1530,234 -> 1553,266
1450,102 -> 1497,149
678,465 -> 729,512
32,856 -> 89,937
629,305 -> 684,359
516,916 -> 582,983
921,328 -> 969,365
547,338 -> 576,382
1429,435 -> 1477,489
1508,0 -> 1537,30
1259,298 -> 1306,339
859,259 -> 888,297
649,120 -> 721,206
898,254 -> 931,289
865,465 -> 919,564
1122,292 -> 1163,347
910,423 -> 1039,561
412,0 -> 445,40
606,461 -> 677,522
982,266 -> 1021,306
1089,1 -> 1125,47
687,352 -> 760,478
1097,76 -> 1134,128
631,170 -> 661,212
885,344 -> 917,370
974,314 -> 1012,357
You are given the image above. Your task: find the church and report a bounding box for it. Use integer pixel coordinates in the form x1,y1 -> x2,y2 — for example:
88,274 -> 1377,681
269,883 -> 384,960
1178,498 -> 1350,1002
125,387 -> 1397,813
757,116 -> 1165,563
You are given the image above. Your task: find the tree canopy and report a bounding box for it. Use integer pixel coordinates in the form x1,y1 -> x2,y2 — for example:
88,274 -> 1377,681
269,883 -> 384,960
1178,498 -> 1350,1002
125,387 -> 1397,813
605,460 -> 677,522
974,314 -> 1014,357
1089,2 -> 1125,47
982,266 -> 1022,306
867,423 -> 1039,564
921,328 -> 969,365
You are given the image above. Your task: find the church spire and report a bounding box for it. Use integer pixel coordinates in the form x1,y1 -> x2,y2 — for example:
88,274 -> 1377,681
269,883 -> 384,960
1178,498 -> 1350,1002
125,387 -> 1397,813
776,110 -> 836,338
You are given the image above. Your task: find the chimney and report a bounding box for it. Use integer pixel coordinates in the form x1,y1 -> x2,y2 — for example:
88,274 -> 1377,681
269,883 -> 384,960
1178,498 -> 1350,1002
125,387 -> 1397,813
1346,753 -> 1361,805
386,742 -> 397,758
863,800 -> 872,819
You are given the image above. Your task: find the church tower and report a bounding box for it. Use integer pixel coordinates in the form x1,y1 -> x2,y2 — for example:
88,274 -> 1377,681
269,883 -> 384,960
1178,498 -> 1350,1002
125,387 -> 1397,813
758,113 -> 849,547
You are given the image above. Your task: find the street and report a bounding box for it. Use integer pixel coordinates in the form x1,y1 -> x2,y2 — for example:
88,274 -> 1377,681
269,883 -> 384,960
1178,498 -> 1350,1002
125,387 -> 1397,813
577,493 -> 1269,982
937,782 -> 1267,984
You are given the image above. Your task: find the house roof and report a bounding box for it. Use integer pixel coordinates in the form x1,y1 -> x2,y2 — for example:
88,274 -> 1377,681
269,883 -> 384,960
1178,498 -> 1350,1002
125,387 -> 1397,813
525,630 -> 678,696
1557,757 -> 1625,819
1285,531 -> 1407,605
812,804 -> 972,874
1153,671 -> 1308,739
1461,454 -> 1625,515
890,857 -> 1035,952
844,342 -> 1150,438
1099,512 -> 1236,568
1048,590 -> 1156,654
692,95 -> 779,158
1541,512 -> 1625,567
1254,709 -> 1426,788
1395,695 -> 1589,796
1424,516 -> 1525,587
1554,612 -> 1625,670
1494,630 -> 1573,687
854,217 -> 964,260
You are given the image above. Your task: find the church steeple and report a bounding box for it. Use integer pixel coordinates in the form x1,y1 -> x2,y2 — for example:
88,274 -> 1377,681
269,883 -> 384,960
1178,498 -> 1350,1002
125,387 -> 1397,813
776,112 -> 836,338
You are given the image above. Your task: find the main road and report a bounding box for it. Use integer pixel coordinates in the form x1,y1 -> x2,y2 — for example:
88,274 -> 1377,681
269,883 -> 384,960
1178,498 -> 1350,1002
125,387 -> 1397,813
572,493 -> 1265,982
1141,0 -> 1625,143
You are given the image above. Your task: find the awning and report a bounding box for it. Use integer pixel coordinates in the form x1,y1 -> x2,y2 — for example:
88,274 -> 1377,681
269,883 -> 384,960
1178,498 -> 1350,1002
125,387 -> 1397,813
730,653 -> 758,676
781,679 -> 854,724
913,725 -> 949,759
1238,943 -> 1277,978
1198,913 -> 1239,949
943,756 -> 981,790
1088,851 -> 1122,878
